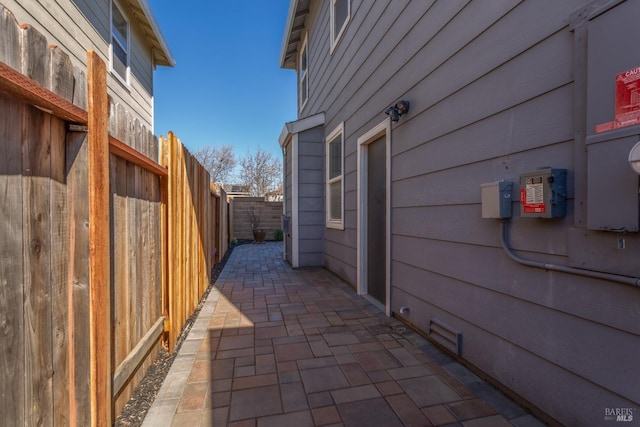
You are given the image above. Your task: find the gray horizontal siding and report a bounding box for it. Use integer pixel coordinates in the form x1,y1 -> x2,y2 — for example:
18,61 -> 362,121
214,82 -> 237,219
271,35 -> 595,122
392,204 -> 570,256
391,262 -> 639,397
297,127 -> 324,267
391,285 -> 636,425
73,0 -> 109,40
392,86 -> 574,179
297,0 -> 639,424
392,141 -> 575,208
3,0 -> 156,129
323,238 -> 356,288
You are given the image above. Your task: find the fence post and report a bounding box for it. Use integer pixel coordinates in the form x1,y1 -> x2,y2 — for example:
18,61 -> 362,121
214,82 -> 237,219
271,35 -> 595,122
87,50 -> 111,426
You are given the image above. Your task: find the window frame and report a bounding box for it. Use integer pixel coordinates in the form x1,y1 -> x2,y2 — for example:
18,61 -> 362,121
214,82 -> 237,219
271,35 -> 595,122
298,34 -> 309,111
110,0 -> 130,86
326,123 -> 345,229
330,0 -> 351,53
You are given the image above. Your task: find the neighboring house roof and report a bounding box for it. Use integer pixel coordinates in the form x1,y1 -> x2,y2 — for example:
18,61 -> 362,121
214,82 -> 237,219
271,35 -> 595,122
127,0 -> 175,67
279,0 -> 311,69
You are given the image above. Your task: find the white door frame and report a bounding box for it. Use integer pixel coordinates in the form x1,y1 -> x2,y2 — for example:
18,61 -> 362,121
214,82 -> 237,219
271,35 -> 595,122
357,118 -> 391,316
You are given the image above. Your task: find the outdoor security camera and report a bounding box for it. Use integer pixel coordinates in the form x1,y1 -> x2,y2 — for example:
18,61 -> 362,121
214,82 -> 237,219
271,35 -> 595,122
384,100 -> 410,122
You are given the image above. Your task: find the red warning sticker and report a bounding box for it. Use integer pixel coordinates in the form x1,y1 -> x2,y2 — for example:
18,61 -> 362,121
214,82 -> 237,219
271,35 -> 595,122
615,66 -> 640,128
520,182 -> 546,214
596,66 -> 640,133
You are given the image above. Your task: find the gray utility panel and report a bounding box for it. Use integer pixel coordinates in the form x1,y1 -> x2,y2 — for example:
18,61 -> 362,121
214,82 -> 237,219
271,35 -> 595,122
586,0 -> 640,232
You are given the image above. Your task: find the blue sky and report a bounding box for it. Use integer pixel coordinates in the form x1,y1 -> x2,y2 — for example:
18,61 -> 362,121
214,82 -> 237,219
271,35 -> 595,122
150,1 -> 297,158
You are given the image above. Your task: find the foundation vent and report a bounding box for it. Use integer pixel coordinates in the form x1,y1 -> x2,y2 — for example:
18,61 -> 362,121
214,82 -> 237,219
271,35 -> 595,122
429,318 -> 462,356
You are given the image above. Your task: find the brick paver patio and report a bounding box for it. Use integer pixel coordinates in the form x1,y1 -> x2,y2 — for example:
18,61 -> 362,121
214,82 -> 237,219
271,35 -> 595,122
142,242 -> 544,427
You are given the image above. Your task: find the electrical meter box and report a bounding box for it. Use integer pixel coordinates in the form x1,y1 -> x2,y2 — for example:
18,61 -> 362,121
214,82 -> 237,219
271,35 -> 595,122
519,168 -> 567,218
481,181 -> 512,218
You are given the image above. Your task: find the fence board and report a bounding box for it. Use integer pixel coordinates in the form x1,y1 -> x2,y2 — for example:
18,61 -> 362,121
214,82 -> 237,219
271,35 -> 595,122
49,46 -> 74,102
50,116 -> 70,426
23,105 -> 54,427
161,133 -> 220,350
0,4 -> 21,69
66,130 -> 92,426
0,92 -> 25,427
139,169 -> 151,388
21,25 -> 47,86
112,155 -> 129,406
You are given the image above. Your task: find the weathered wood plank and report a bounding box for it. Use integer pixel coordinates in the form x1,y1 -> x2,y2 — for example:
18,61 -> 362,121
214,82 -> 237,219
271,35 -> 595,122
0,4 -> 21,70
112,316 -> 164,397
126,163 -> 140,352
87,50 -> 111,427
49,46 -> 74,102
177,142 -> 185,338
109,152 -> 127,414
66,129 -> 92,427
124,152 -> 138,410
0,92 -> 25,427
159,137 -> 170,347
133,122 -> 146,375
72,67 -> 87,111
50,116 -> 70,426
112,154 -> 130,415
112,155 -> 129,360
22,104 -> 54,427
140,168 -> 151,365
20,24 -> 48,87
124,112 -> 137,380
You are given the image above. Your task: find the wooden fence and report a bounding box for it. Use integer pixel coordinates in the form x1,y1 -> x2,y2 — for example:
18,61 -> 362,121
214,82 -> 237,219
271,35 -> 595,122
231,197 -> 284,241
161,131 -> 225,351
0,9 -> 228,426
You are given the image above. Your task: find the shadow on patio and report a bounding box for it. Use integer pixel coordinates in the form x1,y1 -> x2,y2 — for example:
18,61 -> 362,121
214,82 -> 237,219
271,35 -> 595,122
142,242 -> 543,427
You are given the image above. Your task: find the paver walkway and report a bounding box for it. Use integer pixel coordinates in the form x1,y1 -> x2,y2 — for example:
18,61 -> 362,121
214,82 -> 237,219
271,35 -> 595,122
142,242 -> 544,427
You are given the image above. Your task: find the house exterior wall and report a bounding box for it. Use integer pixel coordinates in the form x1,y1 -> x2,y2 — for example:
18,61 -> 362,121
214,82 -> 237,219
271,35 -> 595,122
282,125 -> 325,267
284,0 -> 640,425
297,126 -> 325,266
2,0 -> 158,130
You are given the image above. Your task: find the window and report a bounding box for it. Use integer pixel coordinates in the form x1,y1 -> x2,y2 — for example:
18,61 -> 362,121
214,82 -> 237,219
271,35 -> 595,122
111,0 -> 130,84
326,123 -> 344,229
330,0 -> 350,52
299,35 -> 308,109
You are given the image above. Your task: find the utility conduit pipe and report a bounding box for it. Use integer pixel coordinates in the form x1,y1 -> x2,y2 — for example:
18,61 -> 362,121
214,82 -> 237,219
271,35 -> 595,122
500,219 -> 640,288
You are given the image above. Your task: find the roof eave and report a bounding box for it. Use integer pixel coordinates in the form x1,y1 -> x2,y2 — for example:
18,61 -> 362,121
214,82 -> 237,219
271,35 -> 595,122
279,112 -> 325,147
129,0 -> 175,67
279,0 -> 310,70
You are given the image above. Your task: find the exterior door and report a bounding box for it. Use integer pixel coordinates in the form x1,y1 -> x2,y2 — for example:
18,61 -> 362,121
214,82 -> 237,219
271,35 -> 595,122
366,136 -> 387,305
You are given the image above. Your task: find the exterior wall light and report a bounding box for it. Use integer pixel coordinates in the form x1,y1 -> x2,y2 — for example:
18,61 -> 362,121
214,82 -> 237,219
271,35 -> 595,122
385,100 -> 410,122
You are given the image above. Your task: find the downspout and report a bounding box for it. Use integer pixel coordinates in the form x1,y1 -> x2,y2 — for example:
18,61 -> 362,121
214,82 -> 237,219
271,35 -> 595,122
500,219 -> 640,288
